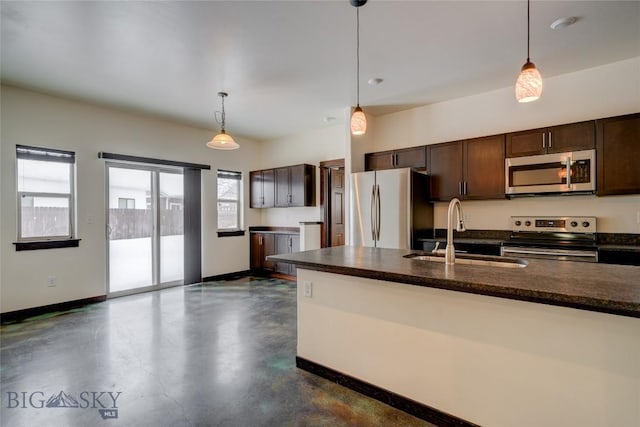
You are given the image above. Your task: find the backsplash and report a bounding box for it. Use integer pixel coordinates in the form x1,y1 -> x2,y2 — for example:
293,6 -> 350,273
433,194 -> 640,234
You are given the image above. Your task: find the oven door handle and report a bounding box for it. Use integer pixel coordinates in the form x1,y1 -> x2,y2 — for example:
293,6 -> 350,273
502,248 -> 596,257
566,157 -> 572,188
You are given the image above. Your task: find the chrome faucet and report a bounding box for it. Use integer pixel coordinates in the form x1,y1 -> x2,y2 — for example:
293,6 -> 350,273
445,198 -> 466,265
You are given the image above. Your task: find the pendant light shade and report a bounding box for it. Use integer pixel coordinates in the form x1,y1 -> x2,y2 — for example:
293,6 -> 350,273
207,92 -> 239,150
350,0 -> 367,136
350,106 -> 367,135
515,0 -> 542,103
515,61 -> 543,103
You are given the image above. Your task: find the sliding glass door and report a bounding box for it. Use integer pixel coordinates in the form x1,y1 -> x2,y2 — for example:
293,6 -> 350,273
159,172 -> 184,283
107,164 -> 183,295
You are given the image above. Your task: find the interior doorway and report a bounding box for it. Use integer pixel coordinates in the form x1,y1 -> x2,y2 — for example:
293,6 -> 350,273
319,159 -> 345,248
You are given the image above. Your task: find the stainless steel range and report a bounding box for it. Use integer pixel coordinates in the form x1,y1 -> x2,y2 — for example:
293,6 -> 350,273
501,216 -> 598,262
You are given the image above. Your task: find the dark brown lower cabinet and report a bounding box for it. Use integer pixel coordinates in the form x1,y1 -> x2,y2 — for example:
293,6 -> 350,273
274,234 -> 300,275
250,231 -> 299,275
250,232 -> 275,272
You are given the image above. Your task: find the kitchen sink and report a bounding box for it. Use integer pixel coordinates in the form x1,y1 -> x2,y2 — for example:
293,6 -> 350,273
404,252 -> 528,268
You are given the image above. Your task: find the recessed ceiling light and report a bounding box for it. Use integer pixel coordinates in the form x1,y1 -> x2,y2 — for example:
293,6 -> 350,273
323,116 -> 337,123
550,16 -> 578,30
368,78 -> 384,86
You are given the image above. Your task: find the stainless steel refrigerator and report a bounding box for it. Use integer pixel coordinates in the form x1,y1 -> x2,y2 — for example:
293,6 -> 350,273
349,168 -> 433,249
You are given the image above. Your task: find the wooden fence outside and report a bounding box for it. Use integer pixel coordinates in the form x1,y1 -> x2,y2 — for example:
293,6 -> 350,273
21,207 -> 183,240
109,209 -> 183,240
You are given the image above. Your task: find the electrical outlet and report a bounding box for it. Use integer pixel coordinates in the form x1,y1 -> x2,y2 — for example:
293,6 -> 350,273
303,281 -> 312,298
47,276 -> 57,287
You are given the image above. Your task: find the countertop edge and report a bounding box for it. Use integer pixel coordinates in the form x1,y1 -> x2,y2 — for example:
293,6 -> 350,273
268,255 -> 640,319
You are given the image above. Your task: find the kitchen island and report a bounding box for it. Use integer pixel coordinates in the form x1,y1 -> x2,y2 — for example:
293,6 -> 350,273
268,246 -> 640,427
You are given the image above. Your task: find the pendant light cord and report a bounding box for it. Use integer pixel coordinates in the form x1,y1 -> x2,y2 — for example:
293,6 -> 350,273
356,7 -> 360,106
526,0 -> 530,62
220,94 -> 226,131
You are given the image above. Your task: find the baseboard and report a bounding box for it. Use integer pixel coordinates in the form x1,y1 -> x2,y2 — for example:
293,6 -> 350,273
296,356 -> 478,427
202,270 -> 253,282
1,295 -> 107,324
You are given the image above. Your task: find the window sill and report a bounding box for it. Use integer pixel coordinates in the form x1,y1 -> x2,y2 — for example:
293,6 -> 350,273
217,230 -> 246,238
14,239 -> 81,251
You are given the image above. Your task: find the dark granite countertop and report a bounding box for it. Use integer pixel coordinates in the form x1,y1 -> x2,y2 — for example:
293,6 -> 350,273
268,246 -> 640,318
599,245 -> 640,253
249,226 -> 299,234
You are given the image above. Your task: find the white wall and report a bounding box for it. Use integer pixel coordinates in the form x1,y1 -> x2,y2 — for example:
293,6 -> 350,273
257,124 -> 347,226
366,57 -> 640,233
298,269 -> 640,427
0,85 -> 262,313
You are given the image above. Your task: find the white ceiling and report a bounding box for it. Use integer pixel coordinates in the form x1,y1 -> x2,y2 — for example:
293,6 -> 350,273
1,1 -> 639,141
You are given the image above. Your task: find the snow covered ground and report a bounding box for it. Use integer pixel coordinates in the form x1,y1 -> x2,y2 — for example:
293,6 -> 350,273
109,235 -> 183,292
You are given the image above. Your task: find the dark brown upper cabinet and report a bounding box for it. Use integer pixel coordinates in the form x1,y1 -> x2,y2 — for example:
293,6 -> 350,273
463,135 -> 506,200
596,113 -> 640,196
428,141 -> 462,201
249,169 -> 275,208
365,146 -> 426,171
428,135 -> 505,201
274,164 -> 316,207
506,121 -> 595,157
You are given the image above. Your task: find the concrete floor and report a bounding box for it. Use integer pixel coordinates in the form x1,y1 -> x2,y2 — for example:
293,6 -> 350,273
1,276 -> 432,426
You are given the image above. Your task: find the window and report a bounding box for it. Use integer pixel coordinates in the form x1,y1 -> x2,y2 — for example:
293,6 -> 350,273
118,198 -> 135,209
16,145 -> 75,242
217,170 -> 242,233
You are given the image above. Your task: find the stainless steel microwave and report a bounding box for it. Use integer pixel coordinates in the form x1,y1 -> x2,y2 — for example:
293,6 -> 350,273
505,149 -> 596,196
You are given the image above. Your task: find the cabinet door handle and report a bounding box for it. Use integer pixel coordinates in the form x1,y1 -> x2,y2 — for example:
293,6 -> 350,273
463,181 -> 468,195
459,182 -> 463,196
548,131 -> 552,149
542,132 -> 546,149
259,235 -> 262,245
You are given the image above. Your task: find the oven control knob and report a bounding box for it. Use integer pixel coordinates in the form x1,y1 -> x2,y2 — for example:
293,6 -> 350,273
525,221 -> 531,227
515,220 -> 522,226
571,221 -> 578,228
582,221 -> 590,228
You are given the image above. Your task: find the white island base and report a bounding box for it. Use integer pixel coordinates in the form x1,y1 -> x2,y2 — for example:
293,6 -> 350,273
296,268 -> 640,426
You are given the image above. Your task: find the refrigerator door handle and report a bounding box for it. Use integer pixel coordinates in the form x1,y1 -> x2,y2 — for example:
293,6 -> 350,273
376,184 -> 381,240
370,184 -> 377,241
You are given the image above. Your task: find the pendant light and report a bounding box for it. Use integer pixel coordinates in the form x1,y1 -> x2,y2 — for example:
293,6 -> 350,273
515,0 -> 542,103
207,92 -> 239,150
350,0 -> 367,136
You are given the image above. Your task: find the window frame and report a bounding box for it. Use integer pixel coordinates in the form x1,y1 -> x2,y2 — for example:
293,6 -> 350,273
15,145 -> 76,243
216,169 -> 244,236
117,197 -> 136,209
